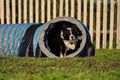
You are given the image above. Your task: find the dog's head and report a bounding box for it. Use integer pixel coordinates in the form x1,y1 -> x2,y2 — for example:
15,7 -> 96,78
60,24 -> 82,50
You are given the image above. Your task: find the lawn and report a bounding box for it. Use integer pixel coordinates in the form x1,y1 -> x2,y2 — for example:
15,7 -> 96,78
0,49 -> 120,80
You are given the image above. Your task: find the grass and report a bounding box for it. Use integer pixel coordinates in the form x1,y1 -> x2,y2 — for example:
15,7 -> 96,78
0,49 -> 120,80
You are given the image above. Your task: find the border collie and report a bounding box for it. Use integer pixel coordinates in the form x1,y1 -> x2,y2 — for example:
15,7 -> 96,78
48,24 -> 82,57
59,24 -> 82,57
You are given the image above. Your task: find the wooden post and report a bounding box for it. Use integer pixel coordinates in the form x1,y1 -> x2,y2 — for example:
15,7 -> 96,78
77,0 -> 81,20
24,0 -> 27,23
12,0 -> 16,24
47,0 -> 51,22
41,0 -> 45,23
6,0 -> 10,24
35,0 -> 39,23
0,0 -> 1,24
53,0 -> 56,18
117,0 -> 120,49
83,0 -> 87,25
71,0 -> 74,17
89,0 -> 94,42
102,0 -> 108,49
30,0 -> 33,22
59,0 -> 63,16
96,0 -> 101,49
65,0 -> 68,16
109,0 -> 114,49
18,0 -> 22,23
1,0 -> 4,24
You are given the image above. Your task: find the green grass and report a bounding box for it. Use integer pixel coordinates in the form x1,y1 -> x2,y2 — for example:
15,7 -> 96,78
0,49 -> 120,80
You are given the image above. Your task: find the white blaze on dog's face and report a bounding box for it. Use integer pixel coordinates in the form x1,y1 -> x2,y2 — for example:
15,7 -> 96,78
60,25 -> 82,50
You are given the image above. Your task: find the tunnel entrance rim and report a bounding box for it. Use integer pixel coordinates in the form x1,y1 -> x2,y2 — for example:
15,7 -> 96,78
39,17 -> 87,58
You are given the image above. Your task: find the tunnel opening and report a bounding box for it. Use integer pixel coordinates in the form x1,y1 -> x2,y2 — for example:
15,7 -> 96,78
45,21 -> 83,57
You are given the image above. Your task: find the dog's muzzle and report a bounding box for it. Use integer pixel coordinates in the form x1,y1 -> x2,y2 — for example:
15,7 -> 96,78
63,38 -> 78,50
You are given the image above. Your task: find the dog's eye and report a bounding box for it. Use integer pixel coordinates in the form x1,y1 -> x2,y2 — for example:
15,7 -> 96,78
64,33 -> 69,37
63,32 -> 70,39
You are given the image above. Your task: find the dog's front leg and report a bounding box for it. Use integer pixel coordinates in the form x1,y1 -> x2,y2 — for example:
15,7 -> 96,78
60,52 -> 63,58
60,51 -> 64,58
64,52 -> 66,57
64,48 -> 69,57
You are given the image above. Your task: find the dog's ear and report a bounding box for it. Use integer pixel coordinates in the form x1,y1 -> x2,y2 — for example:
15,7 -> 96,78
72,24 -> 78,30
72,24 -> 77,27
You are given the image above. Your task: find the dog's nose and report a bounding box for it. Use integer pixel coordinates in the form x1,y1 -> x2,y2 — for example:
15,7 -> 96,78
70,35 -> 75,40
71,36 -> 74,39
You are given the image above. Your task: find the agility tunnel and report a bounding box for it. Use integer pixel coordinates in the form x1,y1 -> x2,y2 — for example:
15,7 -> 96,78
0,23 -> 43,57
0,17 -> 95,58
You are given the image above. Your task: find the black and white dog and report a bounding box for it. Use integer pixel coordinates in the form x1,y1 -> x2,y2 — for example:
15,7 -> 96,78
48,22 -> 95,57
47,23 -> 82,57
59,24 -> 82,57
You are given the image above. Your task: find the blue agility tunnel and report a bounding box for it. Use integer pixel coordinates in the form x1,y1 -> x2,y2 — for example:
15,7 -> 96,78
0,17 -> 95,58
0,23 -> 43,57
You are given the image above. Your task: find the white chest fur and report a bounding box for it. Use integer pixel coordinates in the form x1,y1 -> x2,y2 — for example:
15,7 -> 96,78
63,40 -> 75,50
